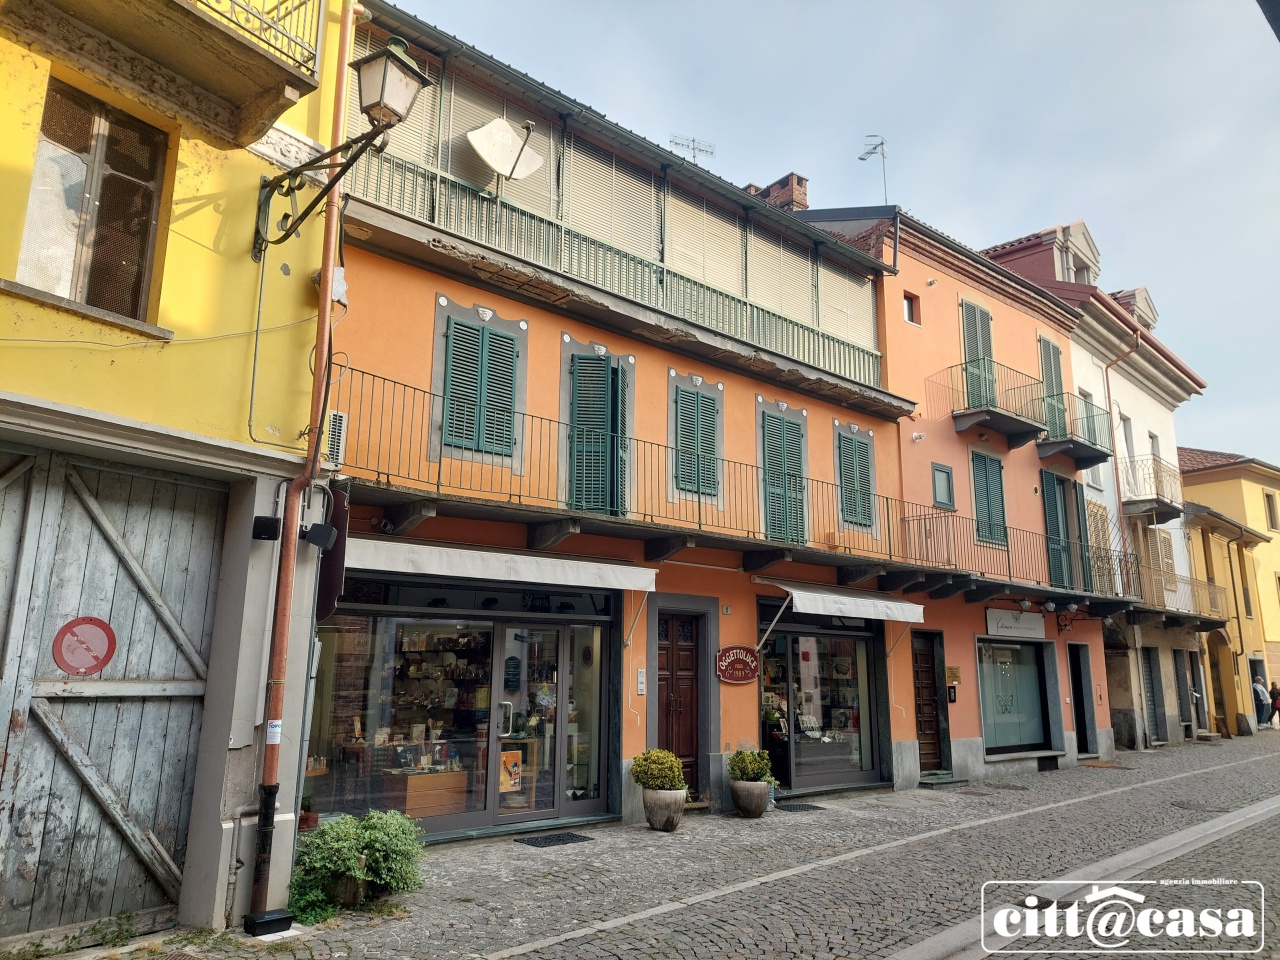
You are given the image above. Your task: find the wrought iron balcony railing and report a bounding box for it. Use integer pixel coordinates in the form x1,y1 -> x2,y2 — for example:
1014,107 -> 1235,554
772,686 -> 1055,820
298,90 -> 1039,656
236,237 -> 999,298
1118,455 -> 1184,509
330,366 -> 1142,598
930,357 -> 1046,446
1128,562 -> 1228,620
194,0 -> 322,74
1042,391 -> 1113,453
346,153 -> 883,390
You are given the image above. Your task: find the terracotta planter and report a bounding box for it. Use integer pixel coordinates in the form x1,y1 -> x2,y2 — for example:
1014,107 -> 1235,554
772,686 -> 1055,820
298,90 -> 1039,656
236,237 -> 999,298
730,780 -> 770,818
641,788 -> 686,832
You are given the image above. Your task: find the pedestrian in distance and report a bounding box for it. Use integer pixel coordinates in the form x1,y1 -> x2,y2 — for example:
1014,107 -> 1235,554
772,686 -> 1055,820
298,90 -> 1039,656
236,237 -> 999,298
1251,675 -> 1271,728
1270,681 -> 1280,729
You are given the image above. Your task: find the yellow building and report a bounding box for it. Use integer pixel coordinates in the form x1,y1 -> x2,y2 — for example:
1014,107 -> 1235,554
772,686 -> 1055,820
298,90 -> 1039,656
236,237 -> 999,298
0,0 -> 348,942
1181,447 -> 1277,734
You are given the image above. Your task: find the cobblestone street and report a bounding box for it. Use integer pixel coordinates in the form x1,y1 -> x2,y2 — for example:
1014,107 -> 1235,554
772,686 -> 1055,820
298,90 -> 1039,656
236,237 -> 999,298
182,735 -> 1280,960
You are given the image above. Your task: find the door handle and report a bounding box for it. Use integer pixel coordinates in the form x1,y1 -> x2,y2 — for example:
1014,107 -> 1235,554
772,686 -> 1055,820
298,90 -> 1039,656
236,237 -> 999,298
501,701 -> 513,736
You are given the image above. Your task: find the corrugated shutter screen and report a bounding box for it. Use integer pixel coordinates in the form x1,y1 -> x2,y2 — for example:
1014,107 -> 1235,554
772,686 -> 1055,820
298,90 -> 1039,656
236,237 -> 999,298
779,238 -> 813,325
495,102 -> 555,217
564,134 -> 659,260
748,224 -> 783,314
819,260 -> 877,350
666,187 -> 745,295
703,201 -> 744,295
445,74 -> 505,190
347,28 -> 439,165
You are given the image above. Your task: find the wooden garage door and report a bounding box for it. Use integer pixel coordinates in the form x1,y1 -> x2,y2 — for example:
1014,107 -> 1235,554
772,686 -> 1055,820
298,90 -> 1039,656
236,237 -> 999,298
0,448 -> 225,937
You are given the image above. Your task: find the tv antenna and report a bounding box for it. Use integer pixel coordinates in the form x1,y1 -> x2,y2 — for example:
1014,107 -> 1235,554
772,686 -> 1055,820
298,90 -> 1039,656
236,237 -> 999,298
859,135 -> 888,205
670,133 -> 716,164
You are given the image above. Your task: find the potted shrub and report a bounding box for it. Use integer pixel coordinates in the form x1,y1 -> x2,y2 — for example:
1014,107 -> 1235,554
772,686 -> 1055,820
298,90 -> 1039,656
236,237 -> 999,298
630,748 -> 687,832
727,749 -> 775,818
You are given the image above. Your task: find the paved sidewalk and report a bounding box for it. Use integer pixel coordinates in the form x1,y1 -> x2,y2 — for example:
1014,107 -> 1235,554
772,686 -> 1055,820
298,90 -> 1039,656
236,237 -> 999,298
183,735 -> 1280,960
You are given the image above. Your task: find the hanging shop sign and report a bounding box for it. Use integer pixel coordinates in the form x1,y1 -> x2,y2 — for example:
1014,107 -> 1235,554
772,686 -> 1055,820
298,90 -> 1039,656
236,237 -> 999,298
716,645 -> 761,684
52,617 -> 117,676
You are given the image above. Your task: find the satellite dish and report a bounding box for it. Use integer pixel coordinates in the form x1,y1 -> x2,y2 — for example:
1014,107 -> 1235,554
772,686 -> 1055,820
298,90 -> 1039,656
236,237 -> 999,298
466,117 -> 544,181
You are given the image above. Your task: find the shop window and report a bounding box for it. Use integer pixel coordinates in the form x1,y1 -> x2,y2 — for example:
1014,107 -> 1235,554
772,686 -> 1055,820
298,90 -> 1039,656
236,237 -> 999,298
971,451 -> 1007,545
442,317 -> 518,454
837,433 -> 873,526
978,640 -> 1051,753
673,385 -> 718,495
17,79 -> 166,323
931,463 -> 954,510
762,411 -> 805,542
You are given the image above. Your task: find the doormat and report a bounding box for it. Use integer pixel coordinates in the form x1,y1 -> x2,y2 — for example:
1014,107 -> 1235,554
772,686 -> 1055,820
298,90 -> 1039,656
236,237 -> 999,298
514,832 -> 593,848
1083,761 -> 1135,770
775,802 -> 825,812
984,783 -> 1030,791
956,789 -> 992,797
1171,800 -> 1229,814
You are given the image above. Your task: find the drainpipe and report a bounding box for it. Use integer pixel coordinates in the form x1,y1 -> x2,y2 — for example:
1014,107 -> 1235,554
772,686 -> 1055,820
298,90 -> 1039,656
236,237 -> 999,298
891,207 -> 900,273
247,0 -> 360,926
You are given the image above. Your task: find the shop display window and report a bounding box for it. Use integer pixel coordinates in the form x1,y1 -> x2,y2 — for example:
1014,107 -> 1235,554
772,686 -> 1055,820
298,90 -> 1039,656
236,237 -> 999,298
978,640 -> 1050,753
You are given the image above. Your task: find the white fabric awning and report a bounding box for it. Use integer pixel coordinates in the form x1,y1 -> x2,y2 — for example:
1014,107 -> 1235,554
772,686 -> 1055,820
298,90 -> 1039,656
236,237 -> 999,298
754,576 -> 925,623
345,537 -> 657,592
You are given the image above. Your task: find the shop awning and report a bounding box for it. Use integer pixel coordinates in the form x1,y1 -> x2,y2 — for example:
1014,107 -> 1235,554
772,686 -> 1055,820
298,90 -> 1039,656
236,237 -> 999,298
753,576 -> 925,623
345,537 -> 657,592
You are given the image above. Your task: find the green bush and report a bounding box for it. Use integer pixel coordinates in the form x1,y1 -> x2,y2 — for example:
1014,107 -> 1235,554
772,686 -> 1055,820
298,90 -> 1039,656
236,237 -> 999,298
287,810 -> 423,923
727,749 -> 773,783
630,748 -> 686,790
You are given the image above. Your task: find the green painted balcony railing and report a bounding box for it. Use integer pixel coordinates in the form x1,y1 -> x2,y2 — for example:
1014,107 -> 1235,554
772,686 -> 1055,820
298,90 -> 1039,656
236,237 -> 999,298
931,357 -> 1047,425
331,366 -> 1148,599
347,153 -> 883,389
194,0 -> 322,74
1044,391 -> 1113,452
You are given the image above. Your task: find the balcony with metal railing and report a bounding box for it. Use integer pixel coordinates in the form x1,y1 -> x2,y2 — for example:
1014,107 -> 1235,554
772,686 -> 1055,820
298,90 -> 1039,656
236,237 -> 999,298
330,365 -> 1145,603
16,0 -> 323,144
1037,392 -> 1113,469
930,357 -> 1046,448
346,154 -> 885,395
1127,561 -> 1229,628
1118,455 -> 1184,524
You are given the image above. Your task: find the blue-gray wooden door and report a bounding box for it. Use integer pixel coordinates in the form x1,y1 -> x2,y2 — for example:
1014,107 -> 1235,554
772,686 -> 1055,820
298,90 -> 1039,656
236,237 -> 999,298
0,447 -> 225,940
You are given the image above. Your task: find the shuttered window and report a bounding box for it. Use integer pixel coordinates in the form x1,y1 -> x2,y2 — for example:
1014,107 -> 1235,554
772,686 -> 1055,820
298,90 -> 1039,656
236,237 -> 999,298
674,387 -> 718,496
442,317 -> 517,454
1041,470 -> 1071,587
1040,336 -> 1066,437
762,412 -> 805,543
747,224 -> 783,314
972,451 -> 1007,545
838,434 -> 873,526
347,28 -> 439,166
565,133 -> 659,260
961,301 -> 993,361
818,259 -> 877,350
664,185 -> 745,294
961,302 -> 996,408
1149,528 -> 1177,592
569,353 -> 628,515
1075,481 -> 1094,592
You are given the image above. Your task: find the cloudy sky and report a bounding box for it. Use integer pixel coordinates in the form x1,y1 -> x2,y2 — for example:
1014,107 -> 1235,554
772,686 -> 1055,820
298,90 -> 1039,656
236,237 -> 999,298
401,0 -> 1280,464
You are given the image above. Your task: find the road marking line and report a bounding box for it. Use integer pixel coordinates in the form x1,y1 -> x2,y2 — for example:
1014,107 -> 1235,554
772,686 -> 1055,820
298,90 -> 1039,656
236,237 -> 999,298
483,750 -> 1278,959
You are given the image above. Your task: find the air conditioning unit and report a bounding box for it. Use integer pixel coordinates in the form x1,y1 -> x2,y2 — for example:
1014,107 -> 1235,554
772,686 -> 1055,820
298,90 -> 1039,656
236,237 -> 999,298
325,411 -> 347,465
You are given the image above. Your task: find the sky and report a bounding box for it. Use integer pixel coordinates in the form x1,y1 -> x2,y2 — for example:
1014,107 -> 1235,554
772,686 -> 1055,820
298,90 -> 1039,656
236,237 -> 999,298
398,0 -> 1280,465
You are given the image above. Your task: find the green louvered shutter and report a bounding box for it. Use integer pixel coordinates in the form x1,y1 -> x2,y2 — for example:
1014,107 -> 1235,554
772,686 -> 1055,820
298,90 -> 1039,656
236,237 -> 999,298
1042,470 -> 1068,586
763,413 -> 788,541
612,361 -> 628,515
570,354 -> 611,511
479,327 -> 517,455
1041,337 -> 1067,439
1075,480 -> 1094,592
973,452 -> 991,541
974,451 -> 1007,545
443,317 -> 483,448
696,391 -> 718,496
838,434 -> 873,526
962,302 -> 995,408
783,417 -> 804,542
674,387 -> 699,492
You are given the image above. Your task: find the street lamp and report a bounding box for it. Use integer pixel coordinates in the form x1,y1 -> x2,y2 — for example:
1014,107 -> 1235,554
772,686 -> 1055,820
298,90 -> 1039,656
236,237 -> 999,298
252,37 -> 430,262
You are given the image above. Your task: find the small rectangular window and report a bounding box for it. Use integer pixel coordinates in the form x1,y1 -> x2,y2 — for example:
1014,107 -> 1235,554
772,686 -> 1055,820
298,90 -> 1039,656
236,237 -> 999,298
1266,492 -> 1279,531
903,293 -> 920,325
931,463 -> 954,509
17,80 -> 166,322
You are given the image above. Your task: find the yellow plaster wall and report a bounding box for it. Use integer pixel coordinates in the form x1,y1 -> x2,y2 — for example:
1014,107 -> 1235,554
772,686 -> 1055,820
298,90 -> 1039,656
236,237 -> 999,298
0,29 -> 343,452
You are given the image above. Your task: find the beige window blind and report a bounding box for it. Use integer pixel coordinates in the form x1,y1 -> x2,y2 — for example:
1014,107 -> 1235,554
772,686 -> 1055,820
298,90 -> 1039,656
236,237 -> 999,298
779,238 -> 814,325
747,223 -> 783,315
564,133 -> 659,260
665,185 -> 744,295
818,259 -> 877,350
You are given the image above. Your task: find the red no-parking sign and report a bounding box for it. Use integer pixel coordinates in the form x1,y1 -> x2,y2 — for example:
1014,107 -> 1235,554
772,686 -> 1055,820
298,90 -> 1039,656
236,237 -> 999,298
52,617 -> 117,676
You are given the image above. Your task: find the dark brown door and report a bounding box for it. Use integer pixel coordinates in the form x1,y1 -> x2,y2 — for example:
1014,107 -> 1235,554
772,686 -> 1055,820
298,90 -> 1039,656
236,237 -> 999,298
657,614 -> 700,795
912,634 -> 942,772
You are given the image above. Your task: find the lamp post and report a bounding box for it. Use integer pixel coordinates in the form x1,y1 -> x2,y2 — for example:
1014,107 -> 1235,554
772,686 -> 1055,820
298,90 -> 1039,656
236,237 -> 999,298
251,36 -> 429,262
243,28 -> 428,938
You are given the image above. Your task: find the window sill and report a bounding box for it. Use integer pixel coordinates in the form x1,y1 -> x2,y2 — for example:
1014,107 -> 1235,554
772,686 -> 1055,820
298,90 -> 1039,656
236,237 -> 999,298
983,749 -> 1066,763
0,279 -> 173,341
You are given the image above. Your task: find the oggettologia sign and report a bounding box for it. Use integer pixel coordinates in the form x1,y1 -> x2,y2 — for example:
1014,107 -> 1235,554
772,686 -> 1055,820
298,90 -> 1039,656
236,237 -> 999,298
980,880 -> 1264,954
715,645 -> 760,683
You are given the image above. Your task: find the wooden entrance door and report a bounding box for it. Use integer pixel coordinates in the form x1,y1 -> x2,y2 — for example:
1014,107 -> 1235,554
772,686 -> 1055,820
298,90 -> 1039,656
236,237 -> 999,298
0,449 -> 225,938
912,634 -> 943,772
657,614 -> 699,795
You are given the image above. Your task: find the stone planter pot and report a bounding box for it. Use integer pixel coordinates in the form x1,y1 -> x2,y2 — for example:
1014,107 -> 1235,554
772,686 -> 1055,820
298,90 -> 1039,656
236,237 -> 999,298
730,780 -> 771,818
641,788 -> 686,832
323,854 -> 367,908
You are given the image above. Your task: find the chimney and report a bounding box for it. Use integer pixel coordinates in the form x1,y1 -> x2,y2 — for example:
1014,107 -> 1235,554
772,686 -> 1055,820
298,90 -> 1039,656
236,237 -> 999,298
744,172 -> 808,213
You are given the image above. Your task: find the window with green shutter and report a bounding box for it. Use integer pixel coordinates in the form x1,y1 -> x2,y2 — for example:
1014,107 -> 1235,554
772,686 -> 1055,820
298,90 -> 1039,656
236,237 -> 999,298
674,386 -> 718,496
838,433 -> 873,526
569,353 -> 628,515
1042,469 -> 1072,588
442,316 -> 518,454
1040,337 -> 1066,439
762,412 -> 805,543
972,451 -> 1007,545
961,301 -> 995,409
